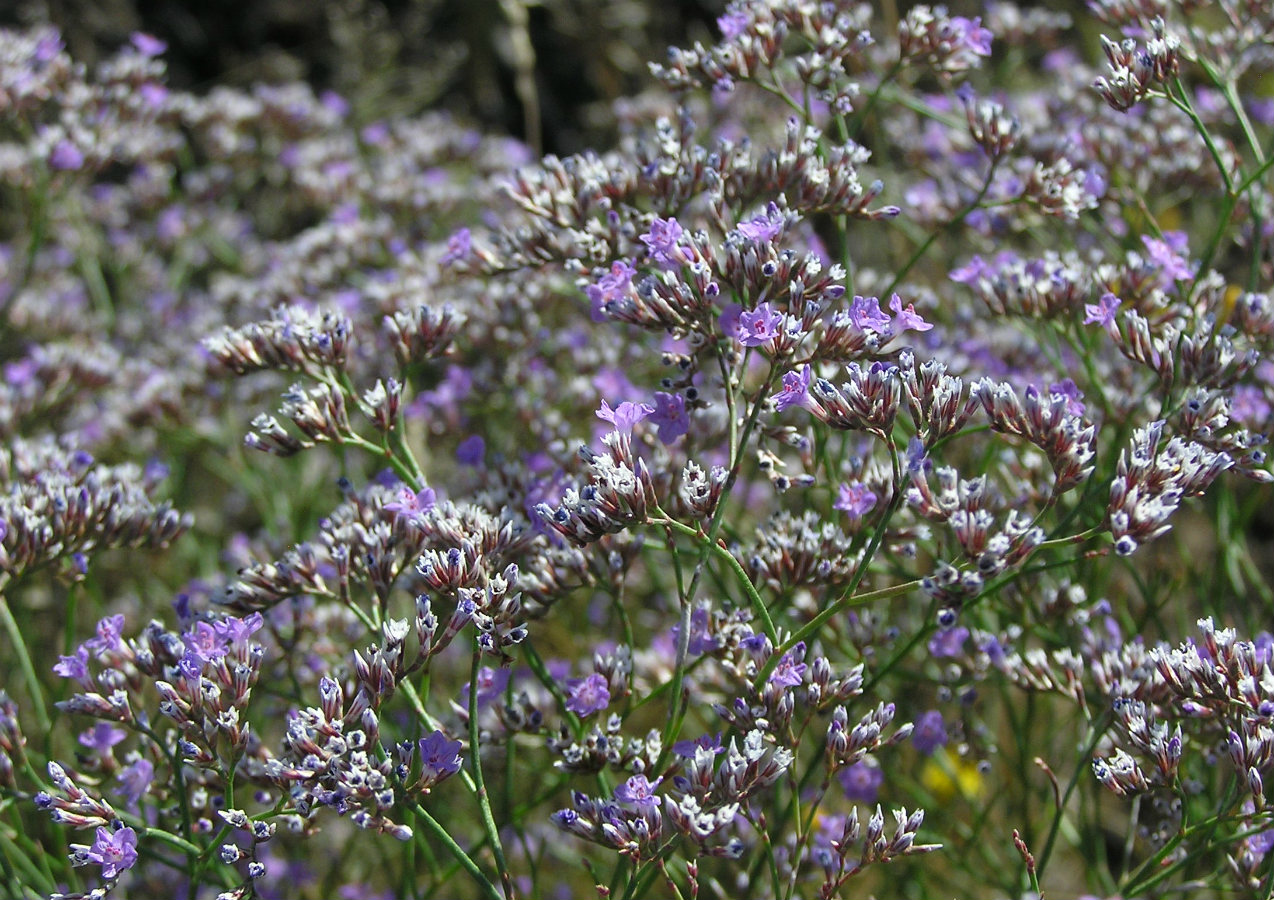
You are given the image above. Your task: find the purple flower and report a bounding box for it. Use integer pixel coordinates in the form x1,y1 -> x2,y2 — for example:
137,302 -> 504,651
639,217 -> 686,268
79,723 -> 127,756
585,260 -> 636,322
116,758 -> 154,808
718,10 -> 750,39
384,485 -> 437,520
565,672 -> 611,716
672,732 -> 725,757
418,731 -> 464,782
738,301 -> 783,347
49,140 -> 84,171
928,626 -> 969,658
769,643 -> 807,688
457,434 -> 486,466
889,293 -> 933,333
129,32 -> 167,57
53,647 -> 90,683
848,295 -> 892,333
1141,232 -> 1193,287
1048,378 -> 1086,417
838,760 -> 883,803
183,621 -> 229,665
596,399 -> 654,434
912,710 -> 948,755
949,255 -> 989,285
775,364 -> 812,412
461,666 -> 510,709
834,482 -> 878,519
735,203 -> 785,243
86,826 -> 138,879
950,16 -> 993,57
614,774 -> 662,809
649,392 -> 690,444
1083,292 -> 1121,327
85,614 -> 125,655
213,612 -> 263,646
440,228 -> 472,266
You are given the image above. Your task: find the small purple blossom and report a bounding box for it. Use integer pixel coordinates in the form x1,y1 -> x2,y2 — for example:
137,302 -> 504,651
1048,378 -> 1086,417
718,10 -> 750,39
49,140 -> 84,171
79,723 -> 127,756
596,399 -> 654,434
834,482 -> 878,519
950,16 -> 993,57
129,32 -> 167,57
384,485 -> 437,520
457,434 -> 486,466
775,364 -> 812,412
53,647 -> 91,683
848,295 -> 893,333
889,293 -> 933,333
440,228 -> 472,266
614,774 -> 662,809
928,626 -> 969,658
649,391 -> 690,444
735,203 -> 785,243
672,732 -> 725,757
639,217 -> 686,268
838,760 -> 884,803
85,614 -> 125,655
1083,292 -> 1121,327
565,672 -> 611,716
461,666 -> 511,709
737,301 -> 783,347
585,260 -> 636,322
86,826 -> 138,879
116,759 -> 154,808
1142,231 -> 1193,287
912,710 -> 948,755
418,731 -> 464,782
769,644 -> 808,688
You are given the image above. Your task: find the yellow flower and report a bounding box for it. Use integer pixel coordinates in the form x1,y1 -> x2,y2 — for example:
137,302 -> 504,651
920,748 -> 984,803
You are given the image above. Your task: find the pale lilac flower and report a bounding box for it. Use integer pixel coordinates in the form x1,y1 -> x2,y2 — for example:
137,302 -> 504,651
848,295 -> 893,333
838,760 -> 883,803
79,723 -> 127,756
418,731 -> 464,781
775,364 -> 812,412
769,644 -> 807,688
1083,292 -> 1121,327
457,434 -> 486,466
53,647 -> 90,682
834,482 -> 878,518
614,774 -> 662,809
649,392 -> 689,444
116,759 -> 154,808
565,672 -> 611,716
1048,379 -> 1085,417
949,255 -> 989,284
672,732 -> 725,757
735,203 -> 785,243
130,32 -> 167,57
1141,232 -> 1193,286
718,10 -> 750,38
950,16 -> 993,57
49,140 -> 84,171
596,399 -> 654,434
738,302 -> 783,347
912,710 -> 948,755
639,217 -> 686,268
585,260 -> 636,321
86,826 -> 138,879
928,626 -> 969,658
461,666 -> 510,709
440,228 -> 472,266
889,293 -> 933,333
85,614 -> 125,655
384,485 -> 437,520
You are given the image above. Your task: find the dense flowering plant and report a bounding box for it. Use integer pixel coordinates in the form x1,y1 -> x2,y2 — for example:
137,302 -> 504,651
1,1 -> 1274,898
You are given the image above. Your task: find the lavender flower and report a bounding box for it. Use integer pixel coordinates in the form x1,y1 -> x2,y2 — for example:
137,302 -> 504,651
839,760 -> 884,803
596,399 -> 654,435
912,711 -> 948,755
737,302 -> 783,348
648,392 -> 689,444
83,826 -> 138,879
639,217 -> 686,268
834,482 -> 878,519
565,673 -> 611,716
614,774 -> 662,809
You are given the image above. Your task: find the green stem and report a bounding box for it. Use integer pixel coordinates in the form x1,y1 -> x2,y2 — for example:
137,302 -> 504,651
403,797 -> 504,900
468,646 -> 513,898
0,591 -> 51,735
